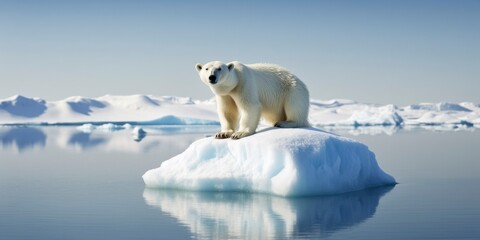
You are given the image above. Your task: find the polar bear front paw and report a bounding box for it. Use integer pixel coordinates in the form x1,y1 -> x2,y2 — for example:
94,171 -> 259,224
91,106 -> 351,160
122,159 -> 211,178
215,132 -> 233,139
231,131 -> 253,140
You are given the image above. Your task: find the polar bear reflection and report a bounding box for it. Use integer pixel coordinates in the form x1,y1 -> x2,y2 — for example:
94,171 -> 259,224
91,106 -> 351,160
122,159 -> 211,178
143,186 -> 393,239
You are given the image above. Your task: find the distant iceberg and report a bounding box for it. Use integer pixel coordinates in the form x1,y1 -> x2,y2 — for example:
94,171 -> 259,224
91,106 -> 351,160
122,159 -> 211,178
342,105 -> 403,126
1,94 -> 479,128
143,128 -> 396,197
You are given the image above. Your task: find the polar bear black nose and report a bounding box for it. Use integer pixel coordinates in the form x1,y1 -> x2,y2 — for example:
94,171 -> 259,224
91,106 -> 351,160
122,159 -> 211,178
209,75 -> 217,83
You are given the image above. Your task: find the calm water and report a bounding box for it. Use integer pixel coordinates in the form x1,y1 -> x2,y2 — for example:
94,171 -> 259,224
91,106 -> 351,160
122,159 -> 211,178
0,126 -> 479,240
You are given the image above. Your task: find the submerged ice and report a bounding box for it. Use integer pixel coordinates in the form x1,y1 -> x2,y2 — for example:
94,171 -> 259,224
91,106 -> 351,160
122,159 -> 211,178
143,128 -> 396,197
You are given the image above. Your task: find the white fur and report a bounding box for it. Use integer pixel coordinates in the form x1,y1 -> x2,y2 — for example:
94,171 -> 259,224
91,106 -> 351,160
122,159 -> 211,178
196,61 -> 310,139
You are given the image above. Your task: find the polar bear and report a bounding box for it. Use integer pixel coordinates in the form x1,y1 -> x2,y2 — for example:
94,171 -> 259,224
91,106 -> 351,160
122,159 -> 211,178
195,61 -> 310,139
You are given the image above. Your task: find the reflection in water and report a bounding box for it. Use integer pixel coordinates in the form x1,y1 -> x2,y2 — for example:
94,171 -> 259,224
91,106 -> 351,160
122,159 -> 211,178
0,127 -> 46,152
321,124 -> 477,136
0,125 -> 476,153
0,126 -> 217,153
324,125 -> 400,136
68,132 -> 106,149
143,186 -> 394,239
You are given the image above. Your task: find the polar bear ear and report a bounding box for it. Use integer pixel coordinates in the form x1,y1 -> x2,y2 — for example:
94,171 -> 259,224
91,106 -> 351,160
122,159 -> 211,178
195,64 -> 203,72
227,63 -> 235,71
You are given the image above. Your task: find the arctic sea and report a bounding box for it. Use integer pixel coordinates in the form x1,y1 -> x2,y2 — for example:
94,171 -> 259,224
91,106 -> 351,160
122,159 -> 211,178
0,126 -> 479,240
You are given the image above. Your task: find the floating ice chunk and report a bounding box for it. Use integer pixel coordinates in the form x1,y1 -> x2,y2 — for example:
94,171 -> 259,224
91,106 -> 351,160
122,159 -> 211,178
410,111 -> 472,126
132,126 -> 146,135
132,127 -> 147,142
342,105 -> 403,126
143,128 -> 396,197
76,123 -> 96,133
97,123 -> 123,132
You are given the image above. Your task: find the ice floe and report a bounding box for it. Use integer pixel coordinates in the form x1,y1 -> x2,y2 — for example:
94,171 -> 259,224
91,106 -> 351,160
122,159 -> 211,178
143,128 -> 396,197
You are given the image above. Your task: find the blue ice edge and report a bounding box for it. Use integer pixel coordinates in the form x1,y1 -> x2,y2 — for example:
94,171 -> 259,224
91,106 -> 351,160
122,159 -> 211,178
143,128 -> 397,197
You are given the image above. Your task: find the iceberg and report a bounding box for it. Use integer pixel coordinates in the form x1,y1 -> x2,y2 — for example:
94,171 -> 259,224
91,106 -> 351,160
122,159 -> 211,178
0,127 -> 46,152
132,126 -> 147,142
143,128 -> 396,197
76,123 -> 96,133
342,104 -> 403,126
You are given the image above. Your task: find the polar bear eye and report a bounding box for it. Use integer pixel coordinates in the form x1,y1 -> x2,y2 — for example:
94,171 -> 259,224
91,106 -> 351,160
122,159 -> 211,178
205,68 -> 209,71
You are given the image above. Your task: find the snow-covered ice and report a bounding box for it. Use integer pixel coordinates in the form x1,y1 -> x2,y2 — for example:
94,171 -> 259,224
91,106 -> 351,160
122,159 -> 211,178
1,94 -> 479,128
142,128 -> 396,197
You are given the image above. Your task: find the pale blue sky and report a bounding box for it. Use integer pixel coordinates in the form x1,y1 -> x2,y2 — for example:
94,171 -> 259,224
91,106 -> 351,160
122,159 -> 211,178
0,0 -> 479,105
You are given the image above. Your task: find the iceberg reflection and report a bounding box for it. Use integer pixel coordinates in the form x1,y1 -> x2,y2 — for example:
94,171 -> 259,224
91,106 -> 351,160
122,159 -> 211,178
68,132 -> 106,149
0,127 -> 46,152
143,186 -> 394,239
0,126 -> 217,153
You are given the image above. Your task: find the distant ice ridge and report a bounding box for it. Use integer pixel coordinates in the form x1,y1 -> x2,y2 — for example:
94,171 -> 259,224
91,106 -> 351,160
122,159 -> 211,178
1,95 -> 479,128
0,94 -> 219,125
143,128 -> 396,197
309,99 -> 480,127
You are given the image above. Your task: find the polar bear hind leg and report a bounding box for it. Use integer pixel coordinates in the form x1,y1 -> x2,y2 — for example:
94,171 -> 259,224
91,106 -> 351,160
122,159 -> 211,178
274,86 -> 310,128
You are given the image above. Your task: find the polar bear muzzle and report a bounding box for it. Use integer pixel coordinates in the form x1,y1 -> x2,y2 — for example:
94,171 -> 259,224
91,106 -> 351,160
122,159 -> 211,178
208,75 -> 217,84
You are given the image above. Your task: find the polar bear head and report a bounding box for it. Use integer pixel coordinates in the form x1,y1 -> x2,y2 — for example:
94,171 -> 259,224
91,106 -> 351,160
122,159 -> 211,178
195,61 -> 237,94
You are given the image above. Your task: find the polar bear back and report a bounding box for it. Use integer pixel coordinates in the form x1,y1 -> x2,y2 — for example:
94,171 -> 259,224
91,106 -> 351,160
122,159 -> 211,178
235,62 -> 307,107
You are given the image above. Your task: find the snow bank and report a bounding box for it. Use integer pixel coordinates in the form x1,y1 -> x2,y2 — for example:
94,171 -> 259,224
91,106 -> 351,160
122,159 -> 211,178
141,115 -> 219,125
0,94 -> 219,125
143,128 -> 396,197
76,123 -> 126,133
